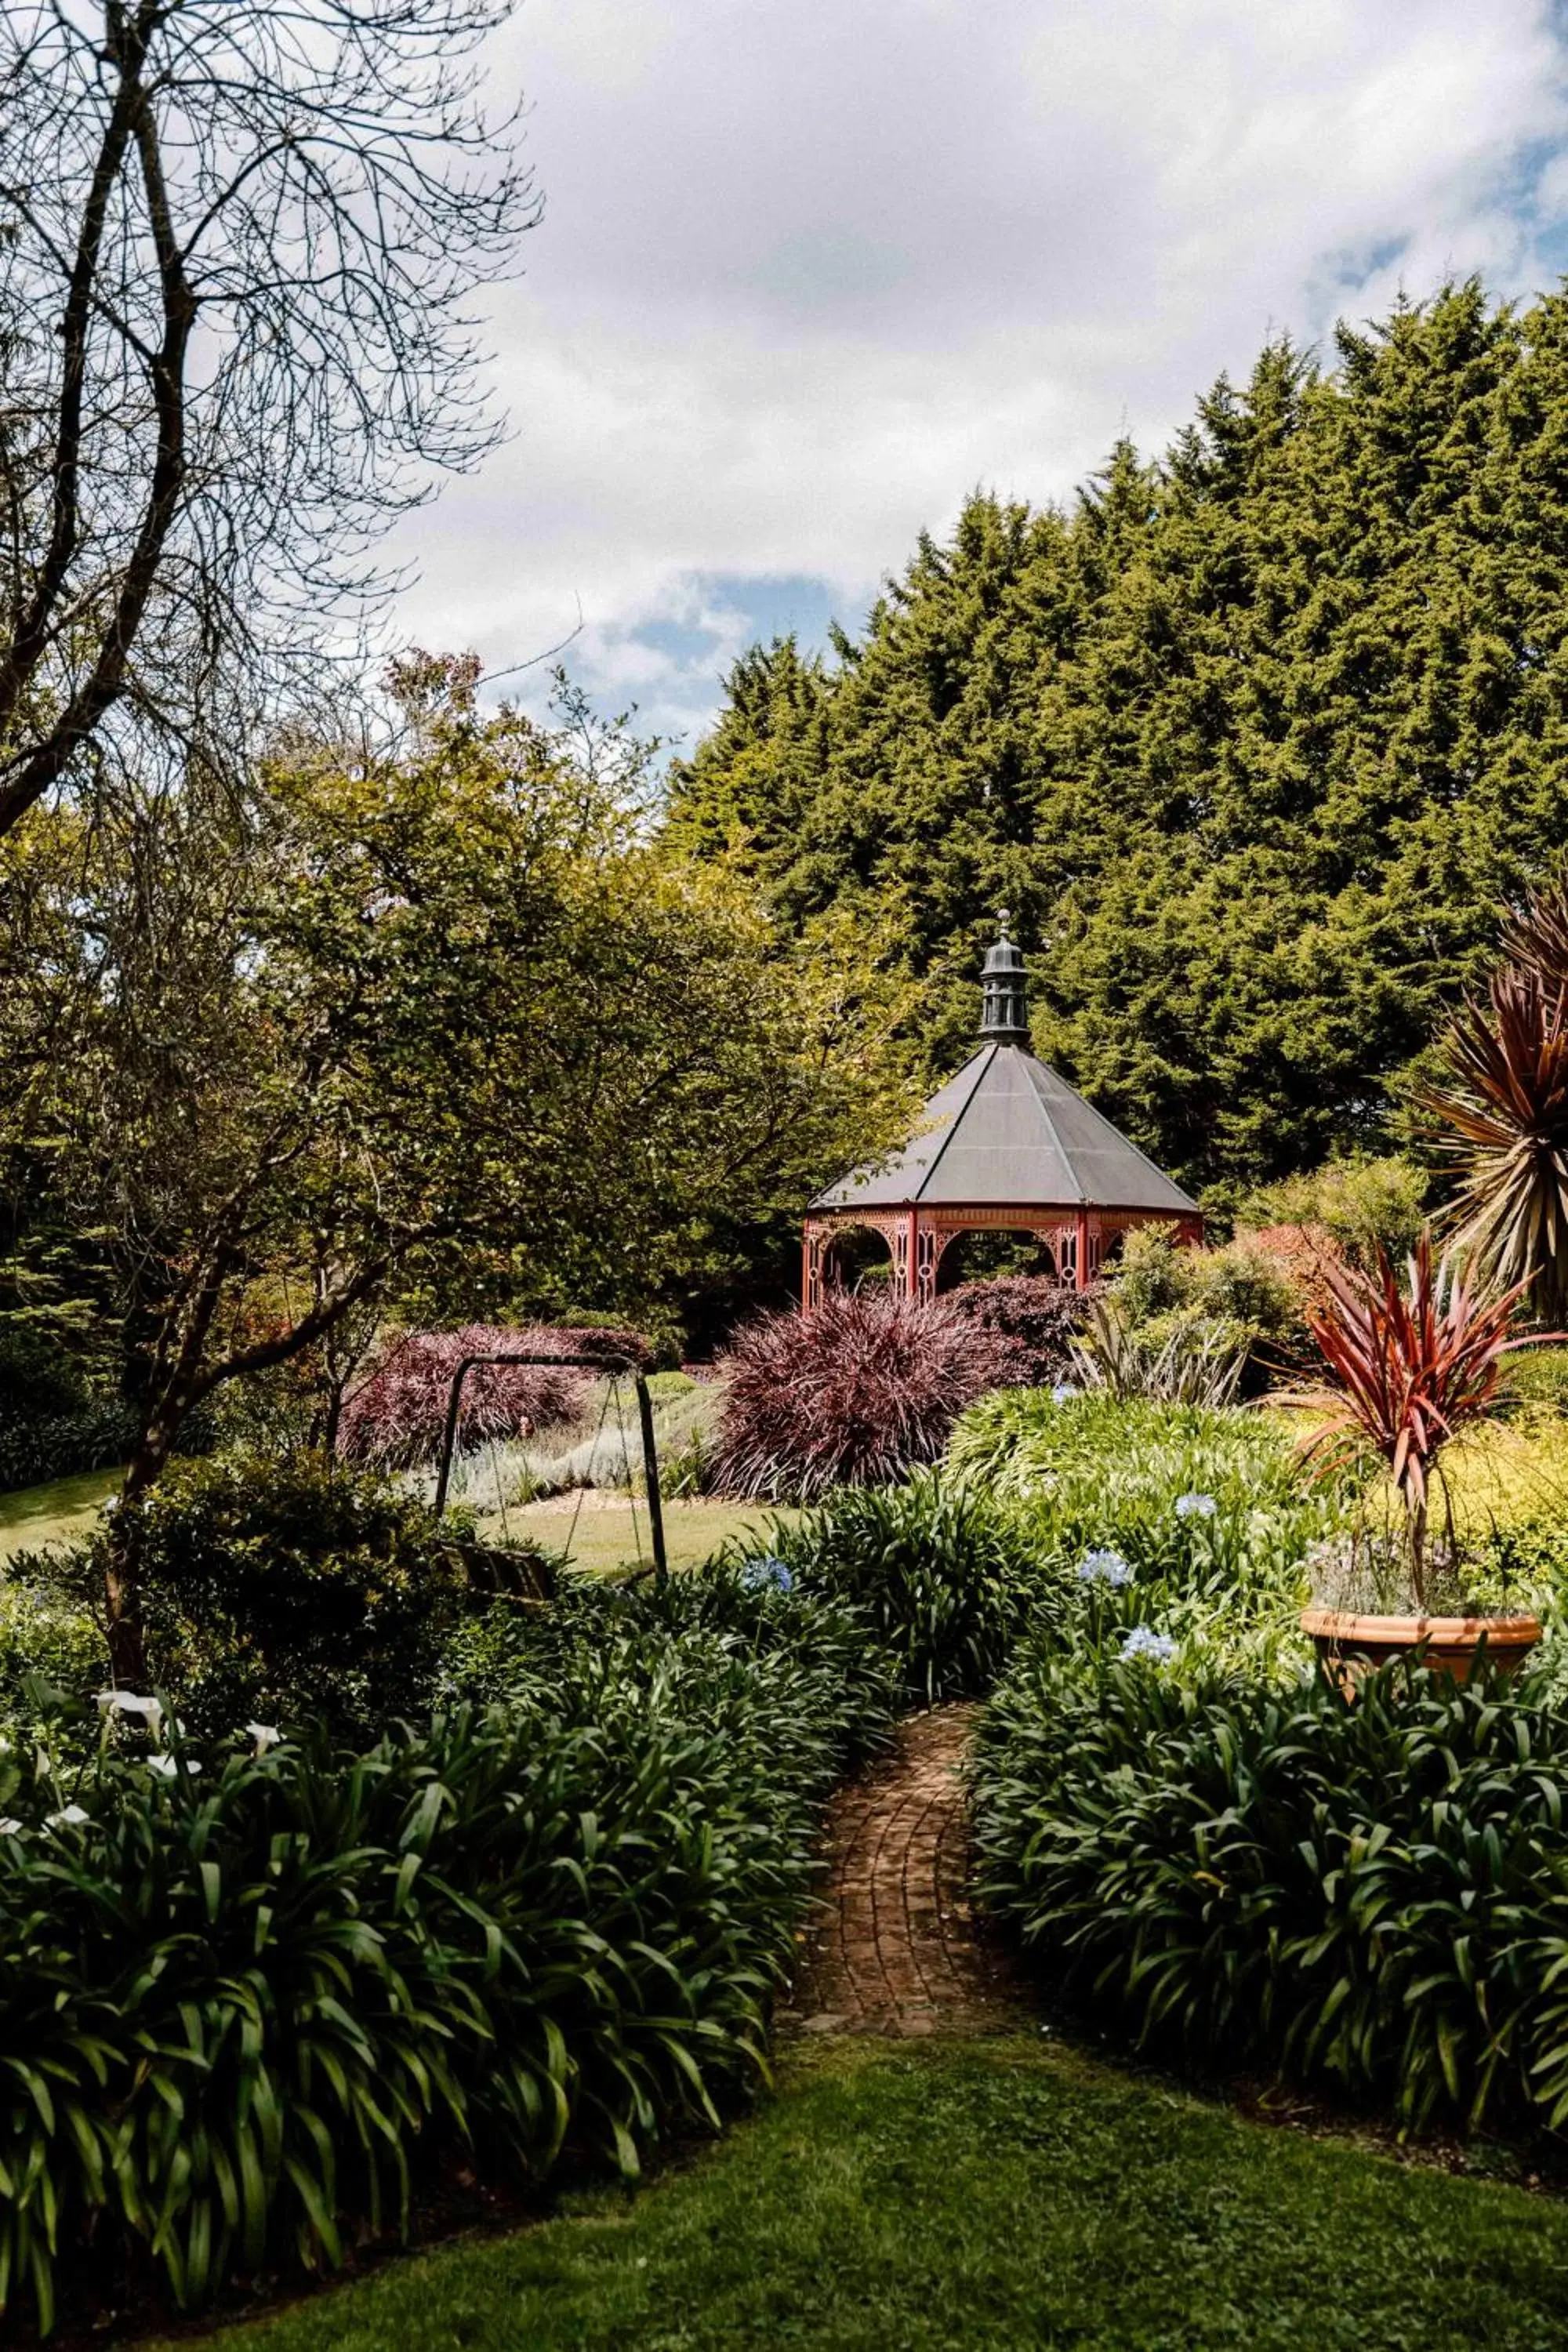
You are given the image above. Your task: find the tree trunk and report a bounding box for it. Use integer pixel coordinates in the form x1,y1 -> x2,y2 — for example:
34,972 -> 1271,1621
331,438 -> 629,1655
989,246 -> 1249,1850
103,1412 -> 180,1688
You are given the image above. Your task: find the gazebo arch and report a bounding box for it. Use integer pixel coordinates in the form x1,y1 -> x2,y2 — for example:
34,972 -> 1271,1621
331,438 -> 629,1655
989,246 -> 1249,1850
803,915 -> 1203,1305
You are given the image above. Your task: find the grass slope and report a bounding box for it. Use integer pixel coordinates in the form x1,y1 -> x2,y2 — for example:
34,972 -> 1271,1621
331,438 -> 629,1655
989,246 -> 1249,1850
476,1497 -> 798,1575
0,1465 -> 119,1561
180,2037 -> 1568,2352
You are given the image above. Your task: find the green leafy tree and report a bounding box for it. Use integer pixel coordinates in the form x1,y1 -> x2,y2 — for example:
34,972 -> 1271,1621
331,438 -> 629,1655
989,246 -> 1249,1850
2,662 -> 920,1675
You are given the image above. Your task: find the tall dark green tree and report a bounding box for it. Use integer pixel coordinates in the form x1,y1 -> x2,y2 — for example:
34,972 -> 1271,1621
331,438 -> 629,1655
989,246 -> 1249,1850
668,283 -> 1568,1195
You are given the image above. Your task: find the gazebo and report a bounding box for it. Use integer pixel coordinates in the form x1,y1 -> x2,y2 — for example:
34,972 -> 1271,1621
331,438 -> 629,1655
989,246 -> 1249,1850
803,916 -> 1202,1304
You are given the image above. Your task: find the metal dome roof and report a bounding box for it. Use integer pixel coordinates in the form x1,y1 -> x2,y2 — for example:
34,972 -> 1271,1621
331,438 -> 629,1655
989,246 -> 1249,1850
811,915 -> 1197,1218
809,1040 -> 1200,1215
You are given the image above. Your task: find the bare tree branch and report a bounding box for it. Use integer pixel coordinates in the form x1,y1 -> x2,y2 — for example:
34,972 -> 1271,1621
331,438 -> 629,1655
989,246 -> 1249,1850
0,1 -> 535,836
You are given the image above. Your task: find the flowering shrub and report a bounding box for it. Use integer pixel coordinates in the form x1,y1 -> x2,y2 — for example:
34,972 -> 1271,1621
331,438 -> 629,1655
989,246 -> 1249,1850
710,1290 -> 1001,1501
0,1570 -> 897,2338
1077,1548 -> 1132,1587
974,1644 -> 1568,2137
339,1322 -> 648,1468
1174,1490 -> 1218,1519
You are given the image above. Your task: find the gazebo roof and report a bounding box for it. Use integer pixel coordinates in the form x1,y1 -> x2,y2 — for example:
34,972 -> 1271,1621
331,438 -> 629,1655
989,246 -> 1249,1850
811,917 -> 1199,1218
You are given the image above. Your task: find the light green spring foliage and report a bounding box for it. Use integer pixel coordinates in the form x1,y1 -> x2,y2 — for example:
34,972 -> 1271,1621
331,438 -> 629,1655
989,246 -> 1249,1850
1089,1225 -> 1303,1392
1104,1229 -> 1296,1341
1234,1153 -> 1429,1269
0,675 -> 925,1453
666,283 -> 1568,1191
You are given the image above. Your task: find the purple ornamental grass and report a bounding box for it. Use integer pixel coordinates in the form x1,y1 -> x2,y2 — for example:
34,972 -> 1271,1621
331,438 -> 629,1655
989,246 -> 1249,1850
710,1289 -> 1004,1502
339,1323 -> 647,1468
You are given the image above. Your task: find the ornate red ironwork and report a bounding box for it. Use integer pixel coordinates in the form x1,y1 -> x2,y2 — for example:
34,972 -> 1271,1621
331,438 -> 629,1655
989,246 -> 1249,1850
801,1205 -> 1203,1305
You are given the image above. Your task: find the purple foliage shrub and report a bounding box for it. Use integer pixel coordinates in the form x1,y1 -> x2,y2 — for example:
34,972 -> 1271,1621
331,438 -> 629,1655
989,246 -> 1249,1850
339,1323 -> 648,1468
710,1290 -> 1002,1502
942,1274 -> 1097,1388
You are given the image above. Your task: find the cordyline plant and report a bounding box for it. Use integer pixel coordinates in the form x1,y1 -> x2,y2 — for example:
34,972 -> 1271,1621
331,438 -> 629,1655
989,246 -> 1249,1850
1421,873 -> 1568,1321
1284,1235 -> 1536,1606
710,1289 -> 1001,1503
1420,964 -> 1568,1322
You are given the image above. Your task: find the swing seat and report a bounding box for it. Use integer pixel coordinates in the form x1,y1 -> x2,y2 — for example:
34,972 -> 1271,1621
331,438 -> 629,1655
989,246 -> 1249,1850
456,1539 -> 556,1604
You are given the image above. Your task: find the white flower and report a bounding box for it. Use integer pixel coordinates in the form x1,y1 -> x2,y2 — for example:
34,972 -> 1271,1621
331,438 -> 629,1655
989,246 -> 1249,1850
1078,1548 -> 1133,1588
1174,1493 -> 1218,1521
246,1723 -> 282,1755
0,1817 -> 24,1836
1120,1626 -> 1178,1664
1051,1382 -> 1080,1405
45,1805 -> 90,1829
96,1690 -> 164,1737
147,1755 -> 201,1779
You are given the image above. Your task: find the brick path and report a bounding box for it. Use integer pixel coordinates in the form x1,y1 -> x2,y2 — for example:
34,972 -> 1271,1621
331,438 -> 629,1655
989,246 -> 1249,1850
787,1703 -> 1029,2037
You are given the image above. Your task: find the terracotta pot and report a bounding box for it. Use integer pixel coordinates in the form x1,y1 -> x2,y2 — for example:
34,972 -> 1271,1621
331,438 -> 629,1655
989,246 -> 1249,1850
1301,1608 -> 1542,1690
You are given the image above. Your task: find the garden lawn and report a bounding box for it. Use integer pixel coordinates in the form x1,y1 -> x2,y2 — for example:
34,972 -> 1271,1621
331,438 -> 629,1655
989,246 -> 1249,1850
176,2036 -> 1568,2352
478,1495 -> 800,1574
0,1465 -> 119,1561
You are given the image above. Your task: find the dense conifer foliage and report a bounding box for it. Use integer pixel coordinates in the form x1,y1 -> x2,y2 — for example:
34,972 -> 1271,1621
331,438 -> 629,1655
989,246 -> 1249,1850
667,282 -> 1568,1193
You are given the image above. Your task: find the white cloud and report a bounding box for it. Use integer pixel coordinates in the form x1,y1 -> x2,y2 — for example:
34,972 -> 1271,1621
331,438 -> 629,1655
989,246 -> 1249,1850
385,0 -> 1568,748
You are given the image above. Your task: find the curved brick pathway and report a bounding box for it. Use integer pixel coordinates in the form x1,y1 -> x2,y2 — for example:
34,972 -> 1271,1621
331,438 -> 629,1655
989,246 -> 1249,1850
786,1703 -> 1029,2038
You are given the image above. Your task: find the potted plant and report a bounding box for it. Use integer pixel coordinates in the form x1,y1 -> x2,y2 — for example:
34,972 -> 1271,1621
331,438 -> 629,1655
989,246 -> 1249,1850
1290,1235 -> 1544,1682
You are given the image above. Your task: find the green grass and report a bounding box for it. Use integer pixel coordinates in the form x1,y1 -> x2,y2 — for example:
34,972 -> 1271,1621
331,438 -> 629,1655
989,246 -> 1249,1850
0,1464 -> 119,1560
475,1496 -> 797,1575
175,2036 -> 1568,2351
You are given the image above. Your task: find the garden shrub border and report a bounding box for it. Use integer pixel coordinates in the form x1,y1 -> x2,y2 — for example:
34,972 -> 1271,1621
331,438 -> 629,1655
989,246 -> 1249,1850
0,1566 -> 896,2337
972,1640 -> 1568,2140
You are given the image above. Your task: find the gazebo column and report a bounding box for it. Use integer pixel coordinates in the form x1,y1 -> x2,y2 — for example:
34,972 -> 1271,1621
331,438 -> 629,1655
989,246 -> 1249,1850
914,1216 -> 942,1301
802,1219 -> 829,1309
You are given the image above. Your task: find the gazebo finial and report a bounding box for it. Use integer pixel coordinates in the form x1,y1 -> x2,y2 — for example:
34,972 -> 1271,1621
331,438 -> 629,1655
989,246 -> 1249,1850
979,909 -> 1029,1041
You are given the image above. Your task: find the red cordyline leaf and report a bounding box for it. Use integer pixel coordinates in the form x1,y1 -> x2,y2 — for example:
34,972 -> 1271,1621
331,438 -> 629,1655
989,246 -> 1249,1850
1282,1234 -> 1536,1504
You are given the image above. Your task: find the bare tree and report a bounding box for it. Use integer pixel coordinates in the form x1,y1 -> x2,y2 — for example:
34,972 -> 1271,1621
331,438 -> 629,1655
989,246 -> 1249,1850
0,1 -> 535,837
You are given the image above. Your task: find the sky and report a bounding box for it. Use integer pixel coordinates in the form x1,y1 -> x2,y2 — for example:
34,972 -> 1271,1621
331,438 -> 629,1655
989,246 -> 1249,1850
385,0 -> 1568,758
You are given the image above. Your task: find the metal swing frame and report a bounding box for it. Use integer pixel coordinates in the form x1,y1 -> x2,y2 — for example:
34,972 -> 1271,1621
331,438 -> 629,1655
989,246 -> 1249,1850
431,1347 -> 668,1584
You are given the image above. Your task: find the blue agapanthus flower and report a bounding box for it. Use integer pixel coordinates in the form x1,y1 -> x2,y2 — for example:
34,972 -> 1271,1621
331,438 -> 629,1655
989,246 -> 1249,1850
740,1555 -> 793,1595
1174,1492 -> 1218,1520
1051,1381 -> 1081,1405
1078,1548 -> 1132,1588
1120,1626 -> 1177,1664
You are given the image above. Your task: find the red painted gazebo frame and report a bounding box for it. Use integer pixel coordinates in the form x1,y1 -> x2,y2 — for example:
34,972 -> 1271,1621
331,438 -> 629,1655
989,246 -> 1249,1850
803,914 -> 1203,1308
802,1202 -> 1203,1307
